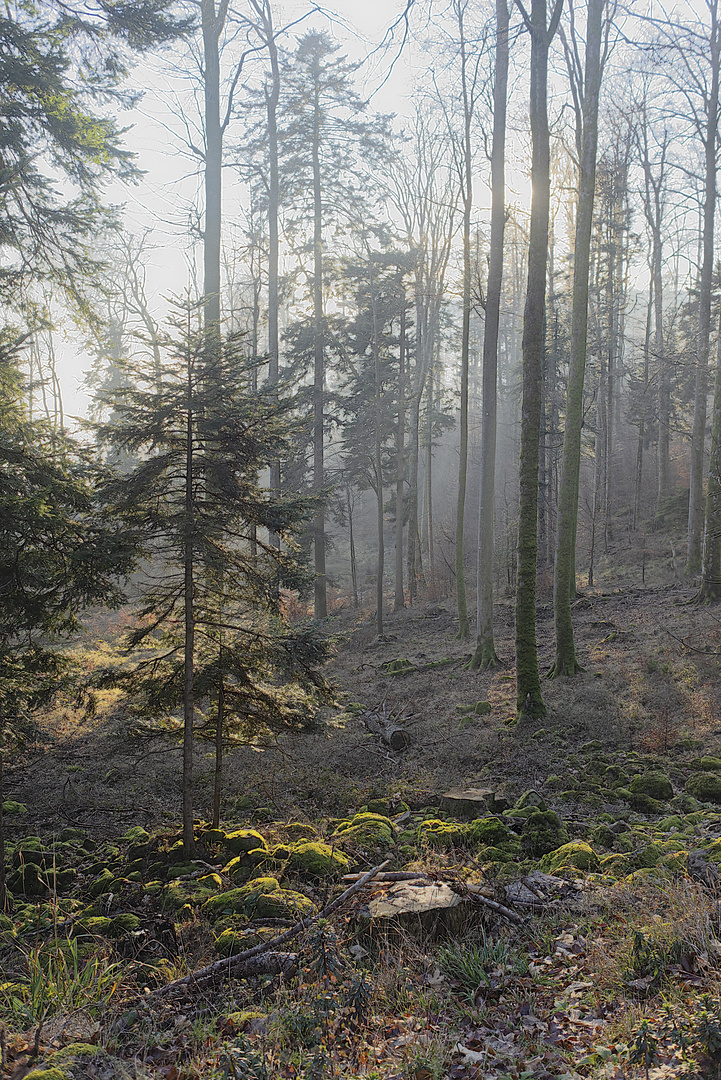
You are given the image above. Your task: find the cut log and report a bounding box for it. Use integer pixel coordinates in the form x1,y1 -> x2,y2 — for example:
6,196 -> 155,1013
361,707 -> 410,751
364,881 -> 470,938
440,787 -> 509,818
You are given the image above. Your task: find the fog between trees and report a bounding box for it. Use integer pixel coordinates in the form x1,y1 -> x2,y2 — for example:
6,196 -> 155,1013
4,0 -> 721,822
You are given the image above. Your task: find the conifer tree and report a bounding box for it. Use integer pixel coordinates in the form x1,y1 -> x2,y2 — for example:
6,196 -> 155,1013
99,301 -> 329,855
0,338 -> 134,905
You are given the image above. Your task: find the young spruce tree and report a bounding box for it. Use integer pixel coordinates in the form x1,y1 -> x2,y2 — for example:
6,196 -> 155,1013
99,301 -> 330,856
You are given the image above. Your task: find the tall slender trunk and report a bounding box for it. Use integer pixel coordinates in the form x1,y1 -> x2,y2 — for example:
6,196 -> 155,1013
347,487 -> 358,608
371,260 -> 385,638
183,370 -> 196,857
395,300 -> 406,611
260,0 -> 282,527
212,678 -> 224,829
687,0 -> 720,574
635,278 -> 653,529
311,69 -> 327,618
551,0 -> 603,676
515,0 -> 561,719
0,751 -> 5,909
201,0 -> 226,337
470,0 -> 508,669
700,311 -> 721,598
455,1 -> 473,639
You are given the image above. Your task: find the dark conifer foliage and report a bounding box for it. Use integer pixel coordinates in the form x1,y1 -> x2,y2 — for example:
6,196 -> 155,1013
0,0 -> 191,300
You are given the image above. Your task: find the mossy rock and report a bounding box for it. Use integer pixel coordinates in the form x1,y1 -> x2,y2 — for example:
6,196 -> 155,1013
466,817 -> 511,847
698,757 -> 721,771
244,887 -> 315,921
2,800 -> 27,815
86,868 -> 112,896
515,790 -> 547,812
521,810 -> 569,857
13,847 -> 55,867
73,916 -> 114,937
166,862 -> 197,880
476,845 -> 515,863
284,822 -> 318,840
333,813 -> 395,852
539,841 -> 599,874
6,863 -> 49,897
27,1042 -> 131,1080
685,773 -> 721,804
224,829 -> 268,856
616,788 -> 664,814
656,815 -> 685,832
197,872 -> 223,891
634,843 -> 662,869
545,775 -> 565,790
286,842 -> 350,877
629,771 -> 673,801
599,853 -> 631,878
200,828 -> 226,845
215,928 -> 278,958
474,700 -> 492,716
590,824 -> 616,849
417,819 -> 466,848
109,913 -> 141,937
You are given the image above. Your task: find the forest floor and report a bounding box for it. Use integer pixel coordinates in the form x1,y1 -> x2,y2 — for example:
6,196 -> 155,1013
4,540 -> 721,1080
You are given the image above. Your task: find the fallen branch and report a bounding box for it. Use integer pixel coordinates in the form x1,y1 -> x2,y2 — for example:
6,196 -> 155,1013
342,871 -> 430,884
153,858 -> 392,997
461,883 -> 524,924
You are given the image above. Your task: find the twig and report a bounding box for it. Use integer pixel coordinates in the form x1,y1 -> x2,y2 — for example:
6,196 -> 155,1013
152,858 -> 392,997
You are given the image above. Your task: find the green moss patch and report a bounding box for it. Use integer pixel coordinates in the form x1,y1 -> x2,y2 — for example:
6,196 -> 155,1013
539,841 -> 599,874
224,829 -> 268,856
629,771 -> 673,801
685,773 -> 721,803
286,842 -> 349,877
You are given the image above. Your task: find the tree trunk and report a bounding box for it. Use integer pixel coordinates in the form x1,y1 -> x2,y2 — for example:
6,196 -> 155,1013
634,278 -> 653,530
395,300 -> 406,611
183,373 -> 196,858
454,2 -> 473,640
687,0 -> 720,575
259,0 -> 282,532
347,487 -> 359,608
372,261 -> 385,639
212,678 -> 224,830
312,69 -> 327,618
201,0 -> 225,336
515,0 -> 561,720
701,312 -> 721,598
470,0 -> 508,670
551,0 -> 603,677
0,750 -> 5,910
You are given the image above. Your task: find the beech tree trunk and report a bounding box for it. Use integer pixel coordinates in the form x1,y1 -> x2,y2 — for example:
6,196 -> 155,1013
515,0 -> 562,719
551,0 -> 603,677
395,301 -> 406,611
454,0 -> 474,640
470,0 -> 509,670
701,313 -> 721,598
687,0 -> 720,575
